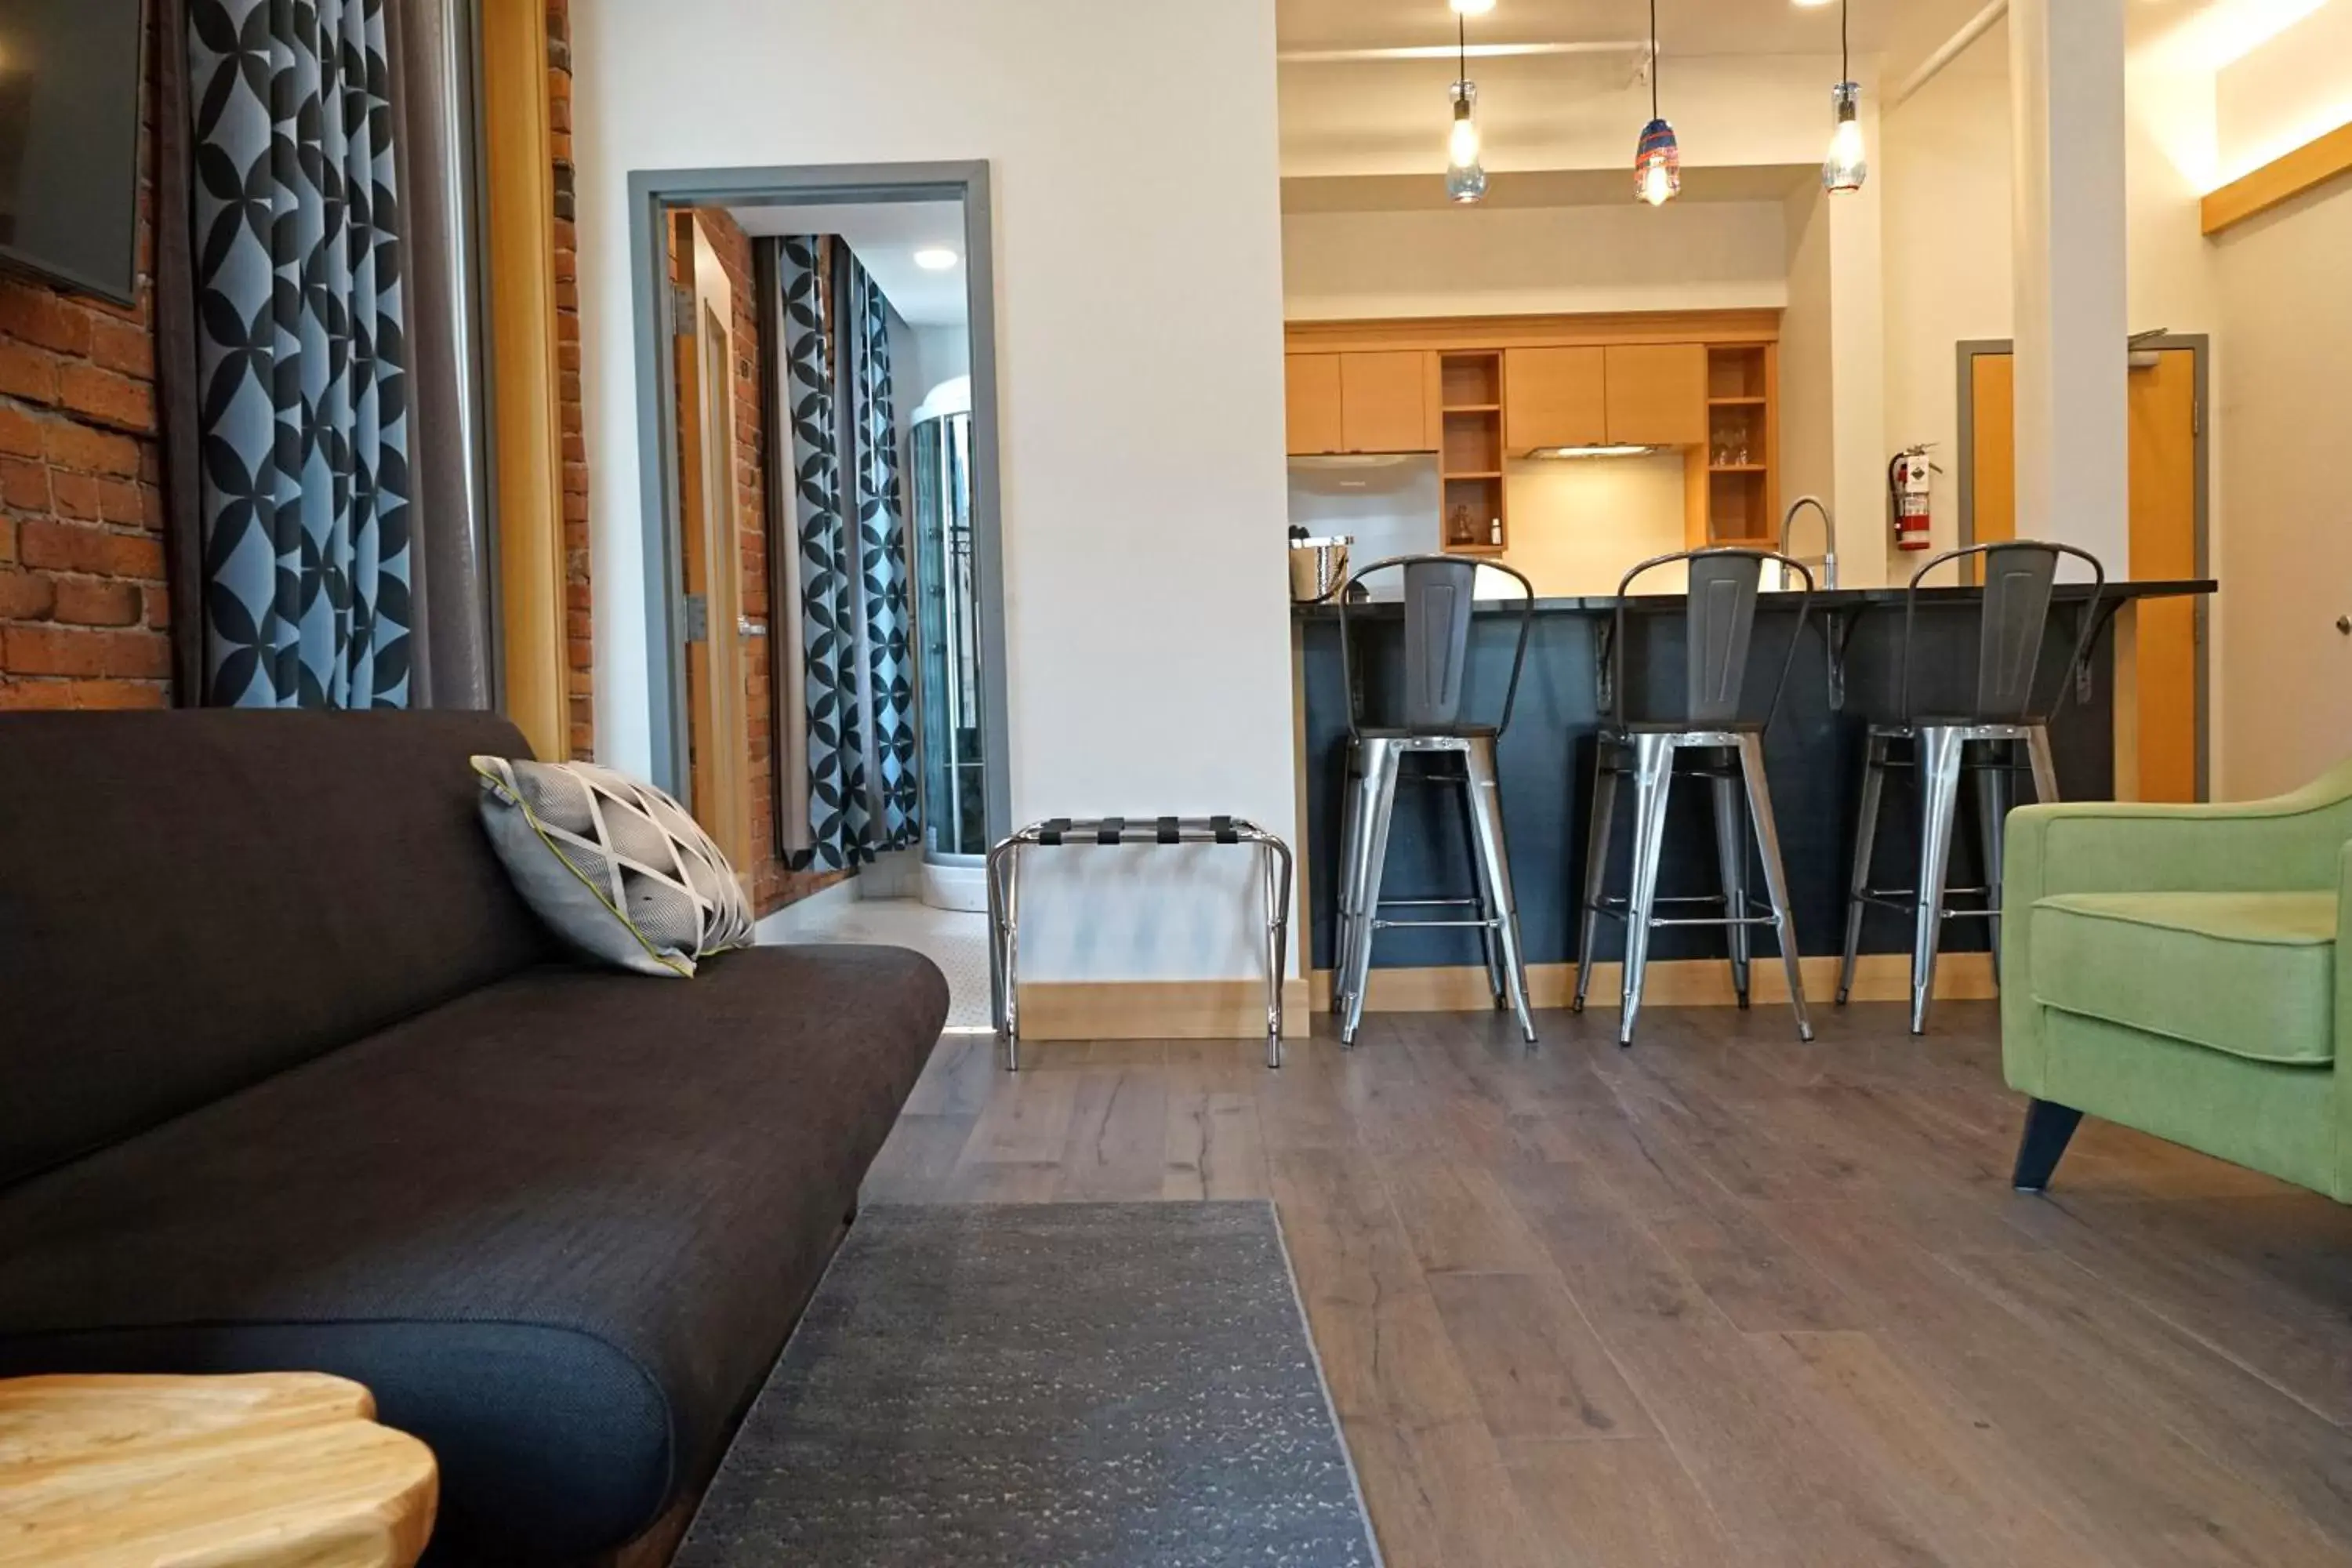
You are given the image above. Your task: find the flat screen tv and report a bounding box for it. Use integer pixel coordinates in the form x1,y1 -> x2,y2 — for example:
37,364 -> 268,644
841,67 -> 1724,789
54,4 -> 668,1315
0,0 -> 145,304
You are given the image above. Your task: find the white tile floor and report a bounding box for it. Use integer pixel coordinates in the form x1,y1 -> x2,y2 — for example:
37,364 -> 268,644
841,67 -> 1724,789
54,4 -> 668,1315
760,893 -> 993,1029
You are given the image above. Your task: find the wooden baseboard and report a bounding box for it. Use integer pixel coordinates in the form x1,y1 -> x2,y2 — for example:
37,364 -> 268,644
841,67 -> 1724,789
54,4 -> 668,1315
1010,956 -> 1993,1040
1014,978 -> 1314,1042
1305,952 -> 1997,1012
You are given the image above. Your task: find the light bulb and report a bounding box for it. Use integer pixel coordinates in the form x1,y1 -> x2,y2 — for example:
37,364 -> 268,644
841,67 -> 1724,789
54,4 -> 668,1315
1634,117 -> 1680,205
1449,113 -> 1481,170
1822,82 -> 1867,192
1446,82 -> 1486,204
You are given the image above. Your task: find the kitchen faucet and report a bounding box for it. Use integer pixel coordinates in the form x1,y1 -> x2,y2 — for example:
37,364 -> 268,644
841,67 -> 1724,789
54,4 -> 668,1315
1779,495 -> 1838,591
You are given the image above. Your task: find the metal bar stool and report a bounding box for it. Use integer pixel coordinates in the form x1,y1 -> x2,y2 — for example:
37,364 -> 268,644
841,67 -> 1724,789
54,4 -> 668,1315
1837,539 -> 2105,1033
1572,548 -> 1816,1047
1332,555 -> 1538,1047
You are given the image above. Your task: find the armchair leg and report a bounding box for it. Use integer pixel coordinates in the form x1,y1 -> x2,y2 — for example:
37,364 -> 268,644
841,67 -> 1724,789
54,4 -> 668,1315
2011,1099 -> 2084,1192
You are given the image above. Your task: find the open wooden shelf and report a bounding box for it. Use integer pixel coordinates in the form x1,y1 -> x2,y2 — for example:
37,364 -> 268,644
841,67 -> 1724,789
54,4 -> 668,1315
1690,345 -> 1778,547
1439,351 -> 1509,554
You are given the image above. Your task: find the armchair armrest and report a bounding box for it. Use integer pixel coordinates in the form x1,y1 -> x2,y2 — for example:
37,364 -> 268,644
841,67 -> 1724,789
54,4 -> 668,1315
2005,759 -> 2352,903
2002,760 -> 2352,1109
2336,842 -> 2352,1202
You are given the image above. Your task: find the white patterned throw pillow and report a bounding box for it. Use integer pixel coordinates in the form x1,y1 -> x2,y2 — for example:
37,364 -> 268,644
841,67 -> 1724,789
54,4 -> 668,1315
471,757 -> 756,978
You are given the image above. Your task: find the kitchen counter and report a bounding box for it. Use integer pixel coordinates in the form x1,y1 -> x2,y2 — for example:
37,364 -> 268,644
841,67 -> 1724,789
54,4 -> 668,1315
1293,577 -> 2218,981
1292,578 -> 2211,615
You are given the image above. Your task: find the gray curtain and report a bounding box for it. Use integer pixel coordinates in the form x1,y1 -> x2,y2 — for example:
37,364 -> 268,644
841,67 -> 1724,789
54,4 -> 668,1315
188,0 -> 412,708
764,235 -> 919,871
387,0 -> 492,709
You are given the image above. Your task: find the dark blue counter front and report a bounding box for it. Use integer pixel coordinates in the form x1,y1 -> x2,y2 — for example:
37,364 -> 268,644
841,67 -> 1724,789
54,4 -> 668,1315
1295,581 -> 2214,974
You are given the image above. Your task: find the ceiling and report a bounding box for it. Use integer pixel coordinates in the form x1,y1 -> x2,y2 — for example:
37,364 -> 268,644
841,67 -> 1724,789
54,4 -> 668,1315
1276,0 -> 1996,72
727,201 -> 969,328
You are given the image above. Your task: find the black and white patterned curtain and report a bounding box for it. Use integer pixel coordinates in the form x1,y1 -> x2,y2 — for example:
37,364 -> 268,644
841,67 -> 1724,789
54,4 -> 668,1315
768,237 -> 919,871
849,264 -> 919,846
187,0 -> 411,708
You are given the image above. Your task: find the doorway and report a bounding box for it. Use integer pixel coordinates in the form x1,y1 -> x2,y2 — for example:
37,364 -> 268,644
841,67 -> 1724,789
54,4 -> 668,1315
1957,336 -> 2210,801
671,212 -> 754,869
630,165 -> 1009,1024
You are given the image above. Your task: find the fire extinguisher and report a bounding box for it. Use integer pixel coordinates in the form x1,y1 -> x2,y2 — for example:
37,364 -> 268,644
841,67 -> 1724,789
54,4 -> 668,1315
1889,445 -> 1937,553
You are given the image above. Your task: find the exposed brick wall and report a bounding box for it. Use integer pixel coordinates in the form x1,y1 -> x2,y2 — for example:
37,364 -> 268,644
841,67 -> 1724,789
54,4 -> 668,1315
547,0 -> 593,760
0,30 -> 171,712
677,214 -> 848,918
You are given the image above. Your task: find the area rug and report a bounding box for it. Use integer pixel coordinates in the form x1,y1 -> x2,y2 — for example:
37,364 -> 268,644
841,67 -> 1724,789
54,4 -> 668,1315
674,1202 -> 1381,1567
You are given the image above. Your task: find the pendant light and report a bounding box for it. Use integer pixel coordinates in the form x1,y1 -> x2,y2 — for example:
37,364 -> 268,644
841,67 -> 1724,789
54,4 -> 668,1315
1822,0 -> 1867,192
1446,13 -> 1487,204
1633,0 -> 1679,206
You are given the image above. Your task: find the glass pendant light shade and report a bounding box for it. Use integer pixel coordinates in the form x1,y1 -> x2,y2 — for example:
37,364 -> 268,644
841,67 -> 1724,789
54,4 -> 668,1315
1635,118 -> 1679,206
1446,82 -> 1487,203
1823,81 -> 1867,192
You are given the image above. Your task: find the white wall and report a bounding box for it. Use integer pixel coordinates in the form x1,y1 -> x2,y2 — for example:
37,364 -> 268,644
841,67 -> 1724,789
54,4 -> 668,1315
1878,31 -> 2012,569
1779,183 -> 1837,557
572,0 -> 1298,982
2215,0 -> 2352,183
2210,89 -> 2352,793
1776,174 -> 1887,585
907,323 -> 970,414
1281,202 -> 1788,320
1878,16 -> 2239,774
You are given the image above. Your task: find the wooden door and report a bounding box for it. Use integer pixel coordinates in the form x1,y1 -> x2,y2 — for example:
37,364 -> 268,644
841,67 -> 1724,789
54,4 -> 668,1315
673,214 -> 753,870
1285,354 -> 1343,456
2127,349 -> 2201,802
1504,347 -> 1606,452
1969,354 -> 2016,557
1967,347 -> 2201,800
1602,343 -> 1708,447
1338,351 -> 1430,453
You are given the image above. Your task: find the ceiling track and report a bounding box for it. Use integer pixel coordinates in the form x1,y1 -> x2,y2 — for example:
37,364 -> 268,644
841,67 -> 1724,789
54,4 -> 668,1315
1279,40 -> 1648,64
1886,0 -> 2008,109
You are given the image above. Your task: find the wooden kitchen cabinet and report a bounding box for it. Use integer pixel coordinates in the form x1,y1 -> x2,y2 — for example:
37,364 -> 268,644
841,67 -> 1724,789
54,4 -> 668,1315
1285,350 -> 1435,456
1338,352 -> 1432,453
1504,347 -> 1606,452
1602,343 -> 1709,448
1285,354 -> 1345,456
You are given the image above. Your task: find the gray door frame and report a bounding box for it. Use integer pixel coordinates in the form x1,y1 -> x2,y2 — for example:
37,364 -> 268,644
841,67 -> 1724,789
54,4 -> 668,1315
1954,333 -> 2212,800
626,161 -> 1011,845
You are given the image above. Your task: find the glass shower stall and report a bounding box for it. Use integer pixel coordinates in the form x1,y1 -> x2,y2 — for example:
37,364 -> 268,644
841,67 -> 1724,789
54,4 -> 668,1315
909,383 -> 989,909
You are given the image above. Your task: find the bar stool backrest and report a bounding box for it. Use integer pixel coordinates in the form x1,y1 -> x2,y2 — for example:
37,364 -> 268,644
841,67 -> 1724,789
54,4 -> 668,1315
1900,540 -> 2105,725
1337,554 -> 1537,739
1612,548 -> 1815,730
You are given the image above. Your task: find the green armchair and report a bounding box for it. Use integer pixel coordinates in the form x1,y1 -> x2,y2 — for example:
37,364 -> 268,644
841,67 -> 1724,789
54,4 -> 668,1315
2002,759 -> 2352,1201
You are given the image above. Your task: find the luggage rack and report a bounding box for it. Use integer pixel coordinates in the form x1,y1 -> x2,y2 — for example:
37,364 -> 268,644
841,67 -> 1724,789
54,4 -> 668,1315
986,815 -> 1294,1071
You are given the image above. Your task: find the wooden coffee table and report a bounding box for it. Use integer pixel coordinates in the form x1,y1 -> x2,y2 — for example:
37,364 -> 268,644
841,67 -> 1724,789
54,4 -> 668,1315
0,1373 -> 437,1567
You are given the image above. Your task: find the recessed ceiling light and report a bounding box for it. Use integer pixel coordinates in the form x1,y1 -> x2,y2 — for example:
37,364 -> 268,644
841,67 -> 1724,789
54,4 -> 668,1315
913,248 -> 959,270
1449,0 -> 1495,13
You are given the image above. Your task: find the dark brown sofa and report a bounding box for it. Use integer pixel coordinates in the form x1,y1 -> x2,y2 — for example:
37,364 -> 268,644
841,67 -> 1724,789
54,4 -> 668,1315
0,710 -> 948,1563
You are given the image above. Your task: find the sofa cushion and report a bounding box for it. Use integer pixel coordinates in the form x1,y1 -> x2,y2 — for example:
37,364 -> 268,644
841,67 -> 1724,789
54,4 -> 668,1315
472,756 -> 756,978
0,944 -> 949,1565
0,711 -> 555,1187
2029,890 -> 2337,1065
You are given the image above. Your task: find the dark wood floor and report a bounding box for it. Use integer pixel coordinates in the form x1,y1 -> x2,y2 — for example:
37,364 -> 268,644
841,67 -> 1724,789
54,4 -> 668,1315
862,1002 -> 2352,1568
